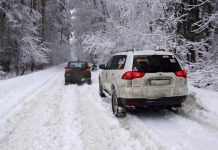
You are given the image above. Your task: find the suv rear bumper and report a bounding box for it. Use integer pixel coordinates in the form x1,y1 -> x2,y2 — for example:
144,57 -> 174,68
118,96 -> 186,107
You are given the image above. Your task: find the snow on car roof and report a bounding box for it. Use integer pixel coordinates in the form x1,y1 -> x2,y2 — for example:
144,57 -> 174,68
117,50 -> 174,56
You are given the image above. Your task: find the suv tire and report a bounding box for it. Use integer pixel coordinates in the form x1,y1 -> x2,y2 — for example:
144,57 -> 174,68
112,88 -> 126,117
99,80 -> 106,97
167,104 -> 181,113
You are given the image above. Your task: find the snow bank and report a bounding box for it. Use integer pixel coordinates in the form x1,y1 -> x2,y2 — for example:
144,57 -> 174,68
188,85 -> 218,115
0,64 -> 65,121
181,84 -> 218,129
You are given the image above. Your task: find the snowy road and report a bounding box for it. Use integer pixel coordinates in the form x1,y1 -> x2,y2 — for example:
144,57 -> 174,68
0,65 -> 218,150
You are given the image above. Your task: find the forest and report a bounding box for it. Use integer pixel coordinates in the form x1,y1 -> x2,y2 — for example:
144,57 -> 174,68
0,0 -> 218,90
0,0 -> 73,75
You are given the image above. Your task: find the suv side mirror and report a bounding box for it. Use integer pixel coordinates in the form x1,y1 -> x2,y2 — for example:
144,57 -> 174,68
99,64 -> 106,69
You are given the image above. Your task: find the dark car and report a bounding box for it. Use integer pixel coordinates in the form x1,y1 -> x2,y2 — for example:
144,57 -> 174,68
64,60 -> 91,85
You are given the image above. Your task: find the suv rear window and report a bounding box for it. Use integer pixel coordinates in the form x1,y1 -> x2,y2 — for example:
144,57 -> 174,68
133,55 -> 181,73
68,62 -> 87,69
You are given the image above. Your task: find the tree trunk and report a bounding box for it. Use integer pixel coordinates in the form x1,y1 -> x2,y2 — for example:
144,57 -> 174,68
60,28 -> 63,44
100,0 -> 110,19
30,0 -> 37,69
20,67 -> 26,75
33,0 -> 36,10
31,62 -> 35,71
41,0 -> 46,41
21,0 -> 25,5
15,66 -> 19,76
31,0 -> 37,12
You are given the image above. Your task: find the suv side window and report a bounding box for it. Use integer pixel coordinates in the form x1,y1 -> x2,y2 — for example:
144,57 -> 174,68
106,58 -> 113,69
110,55 -> 127,70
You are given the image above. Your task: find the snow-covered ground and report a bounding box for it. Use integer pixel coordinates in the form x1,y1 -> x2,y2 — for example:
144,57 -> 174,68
0,64 -> 218,150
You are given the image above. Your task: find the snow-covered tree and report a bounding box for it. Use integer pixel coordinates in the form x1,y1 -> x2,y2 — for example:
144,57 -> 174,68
0,0 -> 73,74
81,0 -> 182,62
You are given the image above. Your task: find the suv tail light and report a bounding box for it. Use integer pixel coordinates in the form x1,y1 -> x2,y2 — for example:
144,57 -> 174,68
65,68 -> 72,73
122,71 -> 145,80
174,70 -> 187,78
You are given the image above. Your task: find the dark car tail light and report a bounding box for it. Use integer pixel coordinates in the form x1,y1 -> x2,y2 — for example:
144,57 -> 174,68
65,68 -> 72,73
174,70 -> 187,78
122,71 -> 145,80
84,67 -> 90,72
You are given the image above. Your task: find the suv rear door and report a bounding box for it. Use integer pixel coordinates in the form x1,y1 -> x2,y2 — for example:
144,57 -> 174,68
132,55 -> 187,98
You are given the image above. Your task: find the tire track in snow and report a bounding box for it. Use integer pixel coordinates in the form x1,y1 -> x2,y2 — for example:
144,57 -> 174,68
99,99 -> 164,150
177,94 -> 218,131
120,109 -> 218,150
118,115 -> 165,150
61,85 -> 84,150
72,84 -> 148,150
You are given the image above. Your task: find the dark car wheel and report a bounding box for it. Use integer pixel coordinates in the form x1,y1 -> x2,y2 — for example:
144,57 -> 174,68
87,79 -> 92,85
65,81 -> 69,85
99,80 -> 106,97
111,88 -> 126,117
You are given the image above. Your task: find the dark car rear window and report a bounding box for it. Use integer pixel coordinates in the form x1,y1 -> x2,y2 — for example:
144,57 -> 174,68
133,55 -> 181,73
68,62 -> 87,69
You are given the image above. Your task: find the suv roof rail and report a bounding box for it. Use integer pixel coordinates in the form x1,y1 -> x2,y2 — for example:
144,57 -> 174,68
120,49 -> 135,53
155,48 -> 166,51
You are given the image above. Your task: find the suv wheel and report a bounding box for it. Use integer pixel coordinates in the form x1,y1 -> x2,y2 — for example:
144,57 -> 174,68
112,88 -> 126,117
167,104 -> 181,113
99,80 -> 106,97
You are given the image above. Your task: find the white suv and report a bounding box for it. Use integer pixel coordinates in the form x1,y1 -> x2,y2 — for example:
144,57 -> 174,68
99,50 -> 188,117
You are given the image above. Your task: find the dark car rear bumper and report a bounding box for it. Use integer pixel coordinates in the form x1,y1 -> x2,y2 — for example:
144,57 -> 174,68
118,96 -> 186,107
65,75 -> 91,82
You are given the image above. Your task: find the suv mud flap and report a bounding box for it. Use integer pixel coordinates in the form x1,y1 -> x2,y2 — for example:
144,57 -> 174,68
117,98 -> 125,107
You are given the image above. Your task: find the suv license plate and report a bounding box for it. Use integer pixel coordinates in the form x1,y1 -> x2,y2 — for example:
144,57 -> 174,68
150,79 -> 170,86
